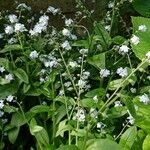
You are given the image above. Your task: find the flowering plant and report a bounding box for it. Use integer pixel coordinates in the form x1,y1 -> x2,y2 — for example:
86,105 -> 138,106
0,0 -> 150,150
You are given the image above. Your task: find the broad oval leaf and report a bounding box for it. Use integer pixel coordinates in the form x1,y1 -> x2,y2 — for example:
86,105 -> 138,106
86,139 -> 123,150
119,126 -> 137,150
143,134 -> 150,150
56,145 -> 79,150
14,68 -> 29,84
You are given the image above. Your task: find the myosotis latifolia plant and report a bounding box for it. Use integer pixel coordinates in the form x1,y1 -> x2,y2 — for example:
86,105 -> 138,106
0,0 -> 150,150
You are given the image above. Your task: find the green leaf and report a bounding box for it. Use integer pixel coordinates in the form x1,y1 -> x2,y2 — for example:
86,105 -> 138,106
131,17 -> 150,60
122,95 -> 136,118
0,44 -> 22,53
80,98 -> 97,108
3,105 -> 18,113
108,79 -> 124,90
56,145 -> 79,150
55,105 -> 67,125
133,0 -> 150,17
112,36 -> 126,45
86,139 -> 123,150
8,127 -> 20,144
56,119 -> 72,137
23,83 -> 31,93
143,134 -> 150,150
0,83 -> 18,99
30,105 -> 51,114
94,22 -> 111,49
85,88 -> 105,98
119,126 -> 137,150
107,107 -> 127,118
14,68 -> 29,84
87,53 -> 105,70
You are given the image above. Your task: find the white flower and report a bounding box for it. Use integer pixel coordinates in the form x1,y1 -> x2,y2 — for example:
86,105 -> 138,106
114,101 -> 122,107
77,79 -> 86,89
5,74 -> 14,81
79,49 -> 88,55
130,88 -> 136,93
130,35 -> 140,45
65,18 -> 73,26
61,41 -> 71,50
108,2 -> 114,8
5,25 -> 14,34
6,95 -> 14,102
62,28 -> 71,37
29,50 -> 39,59
39,15 -> 49,26
97,122 -> 106,129
147,76 -> 150,80
73,108 -> 85,122
138,25 -> 147,32
100,69 -> 110,77
0,33 -> 4,39
14,23 -> 26,32
40,77 -> 45,83
64,81 -> 72,87
105,25 -> 111,31
146,51 -> 150,59
44,59 -> 58,68
47,6 -> 59,15
139,94 -> 150,104
119,45 -> 129,54
71,34 -> 77,40
0,66 -> 5,73
82,71 -> 90,80
0,110 -> 4,117
69,61 -> 78,68
117,67 -> 128,77
0,100 -> 4,109
93,95 -> 98,103
8,14 -> 18,23
127,115 -> 135,124
90,108 -> 98,118
8,38 -> 17,44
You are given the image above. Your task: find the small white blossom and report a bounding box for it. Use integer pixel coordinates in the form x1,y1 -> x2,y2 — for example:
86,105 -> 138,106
0,110 -> 4,117
100,69 -> 110,77
105,25 -> 111,31
117,67 -> 128,77
0,33 -> 4,39
69,61 -> 78,68
139,94 -> 150,104
8,14 -> 18,23
108,2 -> 114,8
40,77 -> 45,83
114,101 -> 122,107
130,35 -> 140,45
64,81 -> 72,87
14,23 -> 26,32
79,49 -> 88,55
127,115 -> 135,124
71,34 -> 77,40
147,76 -> 150,80
97,122 -> 106,129
146,51 -> 150,59
73,108 -> 85,122
8,38 -> 17,44
130,88 -> 136,93
47,6 -> 59,15
62,28 -> 71,37
29,50 -> 39,59
138,25 -> 147,32
61,41 -> 71,50
5,25 -> 14,34
0,100 -> 4,109
119,45 -> 129,54
90,108 -> 98,118
0,66 -> 5,73
6,95 -> 14,102
65,18 -> 73,26
77,79 -> 86,89
39,15 -> 49,25
82,71 -> 90,80
93,95 -> 98,103
5,74 -> 14,81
